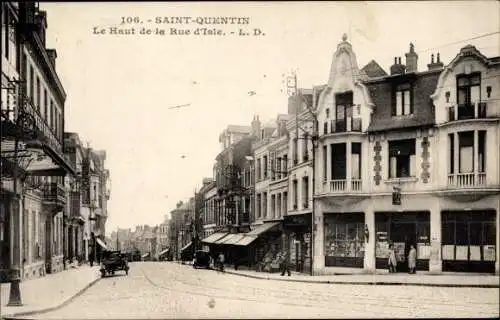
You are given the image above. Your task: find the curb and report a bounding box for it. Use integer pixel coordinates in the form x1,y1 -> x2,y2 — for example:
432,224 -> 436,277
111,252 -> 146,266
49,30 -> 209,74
222,270 -> 500,289
2,276 -> 102,319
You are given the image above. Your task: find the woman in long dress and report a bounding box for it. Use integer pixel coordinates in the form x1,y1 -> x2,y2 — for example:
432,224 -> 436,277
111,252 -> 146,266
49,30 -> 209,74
388,244 -> 397,273
408,244 -> 417,274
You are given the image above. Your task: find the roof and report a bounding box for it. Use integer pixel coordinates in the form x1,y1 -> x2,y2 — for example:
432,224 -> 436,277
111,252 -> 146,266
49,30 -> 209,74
366,70 -> 441,133
361,60 -> 388,78
226,125 -> 252,133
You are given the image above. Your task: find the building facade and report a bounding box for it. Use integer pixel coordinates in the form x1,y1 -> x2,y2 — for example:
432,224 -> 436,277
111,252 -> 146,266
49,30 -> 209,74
312,35 -> 499,275
1,2 -> 75,282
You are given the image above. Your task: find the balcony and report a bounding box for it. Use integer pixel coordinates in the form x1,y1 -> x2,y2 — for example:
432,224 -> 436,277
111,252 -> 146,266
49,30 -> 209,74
43,182 -> 66,209
325,179 -> 363,193
328,117 -> 362,134
447,102 -> 488,122
447,172 -> 486,188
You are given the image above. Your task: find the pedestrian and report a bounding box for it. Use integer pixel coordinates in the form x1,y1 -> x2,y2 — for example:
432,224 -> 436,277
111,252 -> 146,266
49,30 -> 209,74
280,251 -> 291,276
388,244 -> 397,273
217,252 -> 225,272
408,244 -> 417,274
89,249 -> 94,267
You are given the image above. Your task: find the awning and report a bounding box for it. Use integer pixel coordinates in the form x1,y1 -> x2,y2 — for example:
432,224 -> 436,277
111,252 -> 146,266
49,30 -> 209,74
181,241 -> 193,252
218,233 -> 246,245
234,235 -> 258,246
158,248 -> 170,256
202,232 -> 228,244
142,253 -> 150,258
246,221 -> 280,236
95,238 -> 108,250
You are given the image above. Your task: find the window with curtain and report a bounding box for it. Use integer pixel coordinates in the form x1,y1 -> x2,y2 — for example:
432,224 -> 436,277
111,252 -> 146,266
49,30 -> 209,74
478,130 -> 486,172
393,83 -> 412,116
458,131 -> 474,173
293,180 -> 298,209
302,176 -> 309,208
388,139 -> 416,178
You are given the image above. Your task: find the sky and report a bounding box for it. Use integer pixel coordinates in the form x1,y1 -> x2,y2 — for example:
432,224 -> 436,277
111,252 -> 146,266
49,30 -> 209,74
38,1 -> 499,235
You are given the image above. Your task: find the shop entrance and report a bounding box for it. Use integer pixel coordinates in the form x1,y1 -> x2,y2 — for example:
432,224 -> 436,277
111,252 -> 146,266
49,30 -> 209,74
375,211 -> 430,272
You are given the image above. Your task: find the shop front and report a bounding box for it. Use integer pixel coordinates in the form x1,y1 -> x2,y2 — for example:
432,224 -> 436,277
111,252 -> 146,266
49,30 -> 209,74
0,194 -> 10,282
324,213 -> 365,268
375,211 -> 430,272
283,213 -> 312,273
441,210 -> 496,273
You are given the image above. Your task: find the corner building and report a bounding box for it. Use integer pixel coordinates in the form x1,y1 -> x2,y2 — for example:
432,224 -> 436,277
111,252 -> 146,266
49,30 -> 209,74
312,35 -> 499,275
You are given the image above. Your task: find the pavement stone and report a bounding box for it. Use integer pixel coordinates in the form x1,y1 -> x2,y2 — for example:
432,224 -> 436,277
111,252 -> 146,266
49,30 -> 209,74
0,265 -> 101,318
176,262 -> 500,288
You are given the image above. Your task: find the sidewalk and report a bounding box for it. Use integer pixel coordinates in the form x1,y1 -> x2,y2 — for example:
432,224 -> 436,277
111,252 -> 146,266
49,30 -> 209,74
222,267 -> 500,288
1,265 -> 101,318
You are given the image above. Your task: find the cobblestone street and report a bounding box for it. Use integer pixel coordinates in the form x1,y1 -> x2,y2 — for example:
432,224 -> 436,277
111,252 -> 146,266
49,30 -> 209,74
11,262 -> 499,319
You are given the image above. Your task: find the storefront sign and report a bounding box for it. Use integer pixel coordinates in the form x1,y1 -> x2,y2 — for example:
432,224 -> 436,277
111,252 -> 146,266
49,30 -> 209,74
469,246 -> 481,261
417,243 -> 430,259
483,245 -> 496,261
455,246 -> 468,260
442,245 -> 454,260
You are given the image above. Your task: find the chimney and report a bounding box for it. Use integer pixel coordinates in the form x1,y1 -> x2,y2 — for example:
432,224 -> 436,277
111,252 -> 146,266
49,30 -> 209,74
46,49 -> 57,68
405,42 -> 418,72
427,52 -> 444,71
35,10 -> 47,45
390,56 -> 406,75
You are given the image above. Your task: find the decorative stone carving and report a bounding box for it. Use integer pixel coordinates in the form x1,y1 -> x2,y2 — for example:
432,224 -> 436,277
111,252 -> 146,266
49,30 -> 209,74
420,137 -> 430,183
373,141 -> 382,185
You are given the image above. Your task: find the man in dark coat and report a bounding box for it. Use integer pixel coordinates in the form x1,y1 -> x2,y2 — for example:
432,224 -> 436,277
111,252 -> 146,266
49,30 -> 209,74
280,251 -> 291,276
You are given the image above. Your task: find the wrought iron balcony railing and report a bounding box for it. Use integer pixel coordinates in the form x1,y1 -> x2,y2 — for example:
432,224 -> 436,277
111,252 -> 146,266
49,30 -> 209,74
43,182 -> 66,205
447,102 -> 488,122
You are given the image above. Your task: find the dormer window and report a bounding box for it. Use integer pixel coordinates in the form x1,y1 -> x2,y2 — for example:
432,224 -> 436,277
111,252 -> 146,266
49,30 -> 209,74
393,83 -> 413,116
457,73 -> 480,106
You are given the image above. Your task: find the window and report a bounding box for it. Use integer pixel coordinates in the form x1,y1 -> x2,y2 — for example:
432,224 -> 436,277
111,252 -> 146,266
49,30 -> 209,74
262,192 -> 267,217
388,139 -> 416,178
478,130 -> 486,172
3,9 -> 9,60
331,143 -> 346,180
292,180 -> 298,209
323,122 -> 328,134
323,145 -> 327,181
458,131 -> 474,173
270,195 -> 275,218
448,134 -> 455,174
457,74 -> 480,120
351,143 -> 361,180
283,192 -> 288,214
256,158 -> 261,181
324,215 -> 365,260
393,83 -> 412,116
302,176 -> 309,208
36,76 -> 40,110
282,155 -> 288,176
302,135 -> 308,161
335,92 -> 353,133
263,155 -> 268,179
293,138 -> 298,164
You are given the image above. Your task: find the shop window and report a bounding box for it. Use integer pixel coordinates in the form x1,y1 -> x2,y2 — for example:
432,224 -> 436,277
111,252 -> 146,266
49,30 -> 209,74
324,216 -> 365,260
388,139 -> 416,178
458,131 -> 474,173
